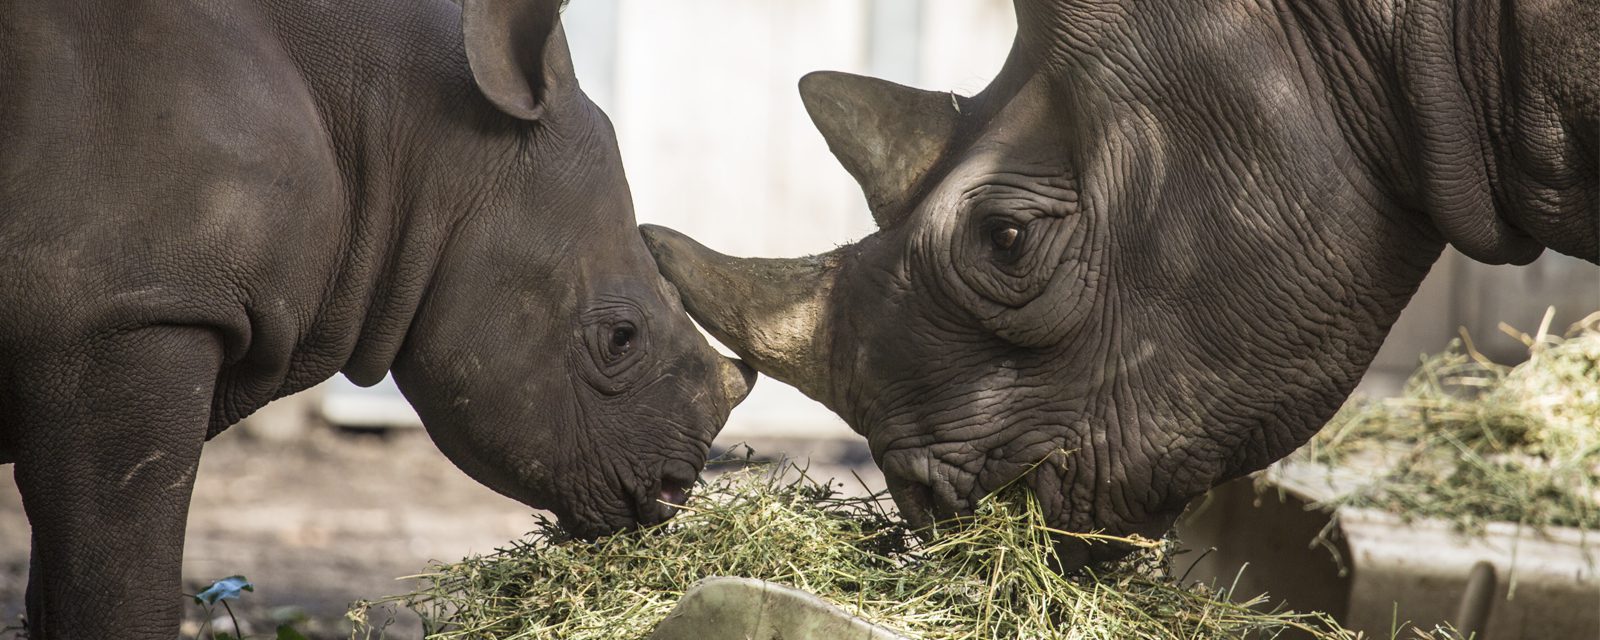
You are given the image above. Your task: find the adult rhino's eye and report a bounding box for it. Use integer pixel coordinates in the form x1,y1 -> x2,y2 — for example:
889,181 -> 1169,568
990,223 -> 1022,252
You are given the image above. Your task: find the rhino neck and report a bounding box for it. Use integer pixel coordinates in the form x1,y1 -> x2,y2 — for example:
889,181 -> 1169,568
1290,0 -> 1597,265
260,0 -> 502,386
343,5 -> 524,387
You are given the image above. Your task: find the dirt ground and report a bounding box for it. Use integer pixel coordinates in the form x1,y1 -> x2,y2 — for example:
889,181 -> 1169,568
0,423 -> 879,639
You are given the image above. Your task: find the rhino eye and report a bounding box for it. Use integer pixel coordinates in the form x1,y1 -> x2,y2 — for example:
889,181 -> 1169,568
605,323 -> 637,360
610,324 -> 636,351
990,224 -> 1022,252
578,300 -> 650,392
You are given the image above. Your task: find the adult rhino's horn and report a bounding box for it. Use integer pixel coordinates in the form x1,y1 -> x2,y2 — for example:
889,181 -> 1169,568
640,225 -> 837,404
799,71 -> 961,228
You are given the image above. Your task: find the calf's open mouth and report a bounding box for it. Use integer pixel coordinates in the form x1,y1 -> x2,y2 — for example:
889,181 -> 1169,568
638,461 -> 700,525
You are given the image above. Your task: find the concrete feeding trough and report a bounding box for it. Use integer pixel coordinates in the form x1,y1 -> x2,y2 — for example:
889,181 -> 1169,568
1176,460 -> 1599,639
649,577 -> 910,640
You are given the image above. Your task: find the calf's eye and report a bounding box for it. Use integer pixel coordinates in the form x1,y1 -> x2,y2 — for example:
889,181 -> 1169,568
610,324 -> 636,351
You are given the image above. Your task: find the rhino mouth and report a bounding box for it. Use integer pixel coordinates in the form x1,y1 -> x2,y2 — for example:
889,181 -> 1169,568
553,463 -> 701,539
880,458 -> 1168,573
884,474 -> 941,530
636,461 -> 699,526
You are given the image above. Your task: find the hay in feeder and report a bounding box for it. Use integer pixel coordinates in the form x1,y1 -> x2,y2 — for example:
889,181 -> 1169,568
1296,309 -> 1600,533
349,459 -> 1360,639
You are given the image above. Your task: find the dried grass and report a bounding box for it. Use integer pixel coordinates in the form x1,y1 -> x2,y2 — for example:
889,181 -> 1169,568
349,459 -> 1352,639
1296,309 -> 1600,533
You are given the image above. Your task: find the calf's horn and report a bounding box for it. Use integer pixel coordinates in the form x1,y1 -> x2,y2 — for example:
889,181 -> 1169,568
640,225 -> 837,403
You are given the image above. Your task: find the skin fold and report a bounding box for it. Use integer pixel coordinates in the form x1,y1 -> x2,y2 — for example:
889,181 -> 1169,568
0,0 -> 751,636
644,0 -> 1596,571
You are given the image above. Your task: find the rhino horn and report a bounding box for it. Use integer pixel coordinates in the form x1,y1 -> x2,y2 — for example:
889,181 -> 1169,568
640,225 -> 838,403
799,71 -> 962,228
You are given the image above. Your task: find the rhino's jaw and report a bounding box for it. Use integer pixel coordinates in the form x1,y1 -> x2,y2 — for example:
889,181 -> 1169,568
547,454 -> 706,540
874,427 -> 1187,571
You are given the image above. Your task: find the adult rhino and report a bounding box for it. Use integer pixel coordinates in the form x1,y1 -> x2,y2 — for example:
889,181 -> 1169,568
0,0 -> 752,636
644,0 -> 1597,571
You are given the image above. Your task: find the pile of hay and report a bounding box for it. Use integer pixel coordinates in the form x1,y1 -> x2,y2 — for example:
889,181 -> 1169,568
1296,310 -> 1600,533
350,461 -> 1352,639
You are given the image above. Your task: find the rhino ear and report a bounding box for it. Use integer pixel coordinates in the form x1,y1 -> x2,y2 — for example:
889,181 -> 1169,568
461,0 -> 574,121
799,71 -> 961,228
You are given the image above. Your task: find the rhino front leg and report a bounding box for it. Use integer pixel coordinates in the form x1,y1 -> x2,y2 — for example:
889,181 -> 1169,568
12,326 -> 221,639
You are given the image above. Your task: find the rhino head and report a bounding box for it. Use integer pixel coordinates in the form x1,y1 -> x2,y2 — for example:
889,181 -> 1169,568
644,0 -> 1594,568
381,0 -> 754,539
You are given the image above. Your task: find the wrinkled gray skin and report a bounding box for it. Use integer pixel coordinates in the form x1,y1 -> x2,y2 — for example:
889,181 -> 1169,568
645,0 -> 1597,571
0,0 -> 751,636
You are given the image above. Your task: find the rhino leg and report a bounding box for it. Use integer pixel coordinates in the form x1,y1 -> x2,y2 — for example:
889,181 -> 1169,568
12,326 -> 220,639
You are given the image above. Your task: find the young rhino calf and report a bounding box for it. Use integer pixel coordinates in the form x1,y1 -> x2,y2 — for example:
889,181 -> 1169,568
0,0 -> 752,636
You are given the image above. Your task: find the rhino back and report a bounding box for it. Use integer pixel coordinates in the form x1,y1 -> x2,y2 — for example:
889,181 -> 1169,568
0,2 -> 355,422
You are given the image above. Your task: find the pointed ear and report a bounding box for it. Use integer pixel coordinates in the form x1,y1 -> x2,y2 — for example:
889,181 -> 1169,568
799,71 -> 961,227
461,0 -> 575,121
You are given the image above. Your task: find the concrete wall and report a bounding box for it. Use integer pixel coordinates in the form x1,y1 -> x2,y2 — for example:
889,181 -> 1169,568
1362,251 -> 1599,395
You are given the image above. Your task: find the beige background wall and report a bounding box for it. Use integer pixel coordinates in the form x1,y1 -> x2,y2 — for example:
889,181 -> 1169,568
572,0 -> 1020,439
